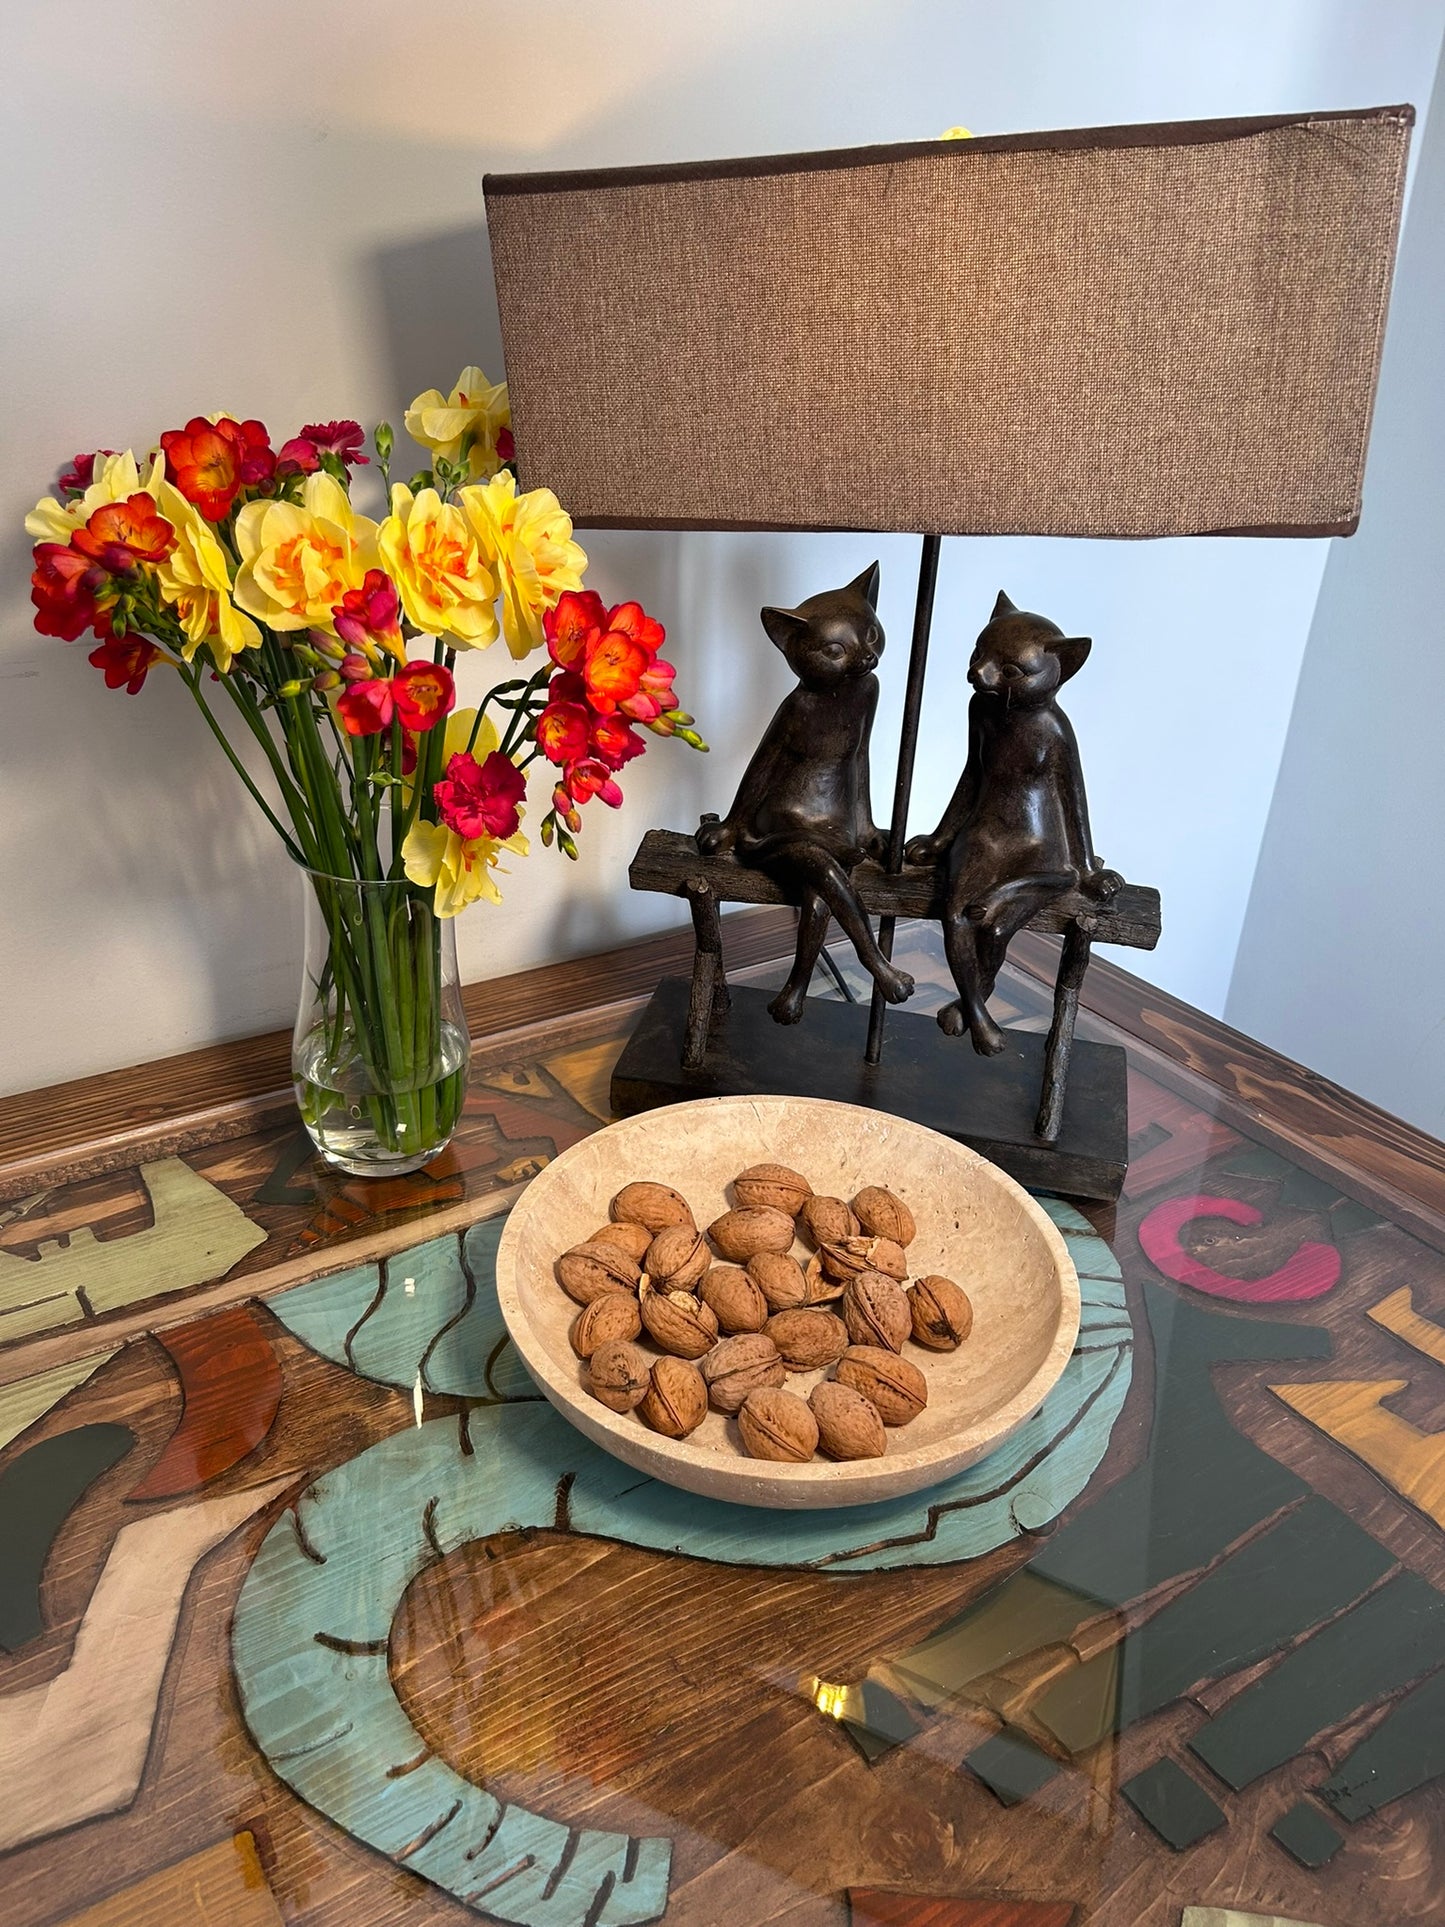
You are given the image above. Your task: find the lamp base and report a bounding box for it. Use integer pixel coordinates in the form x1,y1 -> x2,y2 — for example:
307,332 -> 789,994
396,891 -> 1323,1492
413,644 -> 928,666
609,979 -> 1128,1201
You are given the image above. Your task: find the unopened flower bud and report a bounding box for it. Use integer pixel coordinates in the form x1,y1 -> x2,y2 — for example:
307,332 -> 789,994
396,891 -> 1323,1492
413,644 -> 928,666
541,812 -> 556,847
374,421 -> 394,463
407,469 -> 433,493
277,678 -> 308,699
314,669 -> 341,691
559,826 -> 580,860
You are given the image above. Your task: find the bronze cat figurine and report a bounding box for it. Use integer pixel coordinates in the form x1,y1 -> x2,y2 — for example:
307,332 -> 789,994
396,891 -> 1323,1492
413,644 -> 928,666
698,563 -> 914,1024
905,591 -> 1121,1054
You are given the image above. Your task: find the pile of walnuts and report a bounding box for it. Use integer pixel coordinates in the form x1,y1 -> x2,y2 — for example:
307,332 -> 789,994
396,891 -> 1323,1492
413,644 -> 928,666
553,1163 -> 973,1464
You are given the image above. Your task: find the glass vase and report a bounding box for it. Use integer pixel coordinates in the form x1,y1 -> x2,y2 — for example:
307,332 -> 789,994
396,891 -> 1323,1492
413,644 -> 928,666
291,866 -> 470,1176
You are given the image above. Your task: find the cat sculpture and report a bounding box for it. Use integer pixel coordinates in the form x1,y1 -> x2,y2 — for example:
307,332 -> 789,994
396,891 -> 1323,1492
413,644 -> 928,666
697,563 -> 914,1024
905,591 -> 1121,1055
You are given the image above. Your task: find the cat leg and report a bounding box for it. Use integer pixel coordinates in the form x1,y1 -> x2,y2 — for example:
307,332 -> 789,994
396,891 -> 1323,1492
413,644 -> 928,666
971,874 -> 1078,1001
941,910 -> 1006,1054
757,840 -> 914,1006
768,891 -> 831,1024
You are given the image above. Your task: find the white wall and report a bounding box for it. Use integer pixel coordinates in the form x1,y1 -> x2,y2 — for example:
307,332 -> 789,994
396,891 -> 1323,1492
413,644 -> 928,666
3,0 -> 1442,1095
1227,26 -> 1445,1136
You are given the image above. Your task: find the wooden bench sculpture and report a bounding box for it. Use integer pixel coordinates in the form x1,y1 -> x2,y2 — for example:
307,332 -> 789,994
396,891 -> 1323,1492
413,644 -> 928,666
626,825 -> 1161,1145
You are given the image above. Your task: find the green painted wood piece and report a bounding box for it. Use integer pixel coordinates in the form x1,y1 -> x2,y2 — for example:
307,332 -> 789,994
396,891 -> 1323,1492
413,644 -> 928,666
1189,1569 -> 1445,1790
965,1728 -> 1063,1807
1269,1801 -> 1344,1869
0,1424 -> 134,1651
1316,1663 -> 1445,1822
1119,1758 -> 1226,1851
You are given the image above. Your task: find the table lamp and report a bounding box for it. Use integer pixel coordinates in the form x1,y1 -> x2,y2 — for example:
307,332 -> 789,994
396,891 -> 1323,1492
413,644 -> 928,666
484,105 -> 1412,1197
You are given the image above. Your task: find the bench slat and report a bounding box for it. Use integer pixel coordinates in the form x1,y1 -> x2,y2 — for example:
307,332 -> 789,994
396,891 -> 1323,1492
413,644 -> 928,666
629,828 -> 1161,950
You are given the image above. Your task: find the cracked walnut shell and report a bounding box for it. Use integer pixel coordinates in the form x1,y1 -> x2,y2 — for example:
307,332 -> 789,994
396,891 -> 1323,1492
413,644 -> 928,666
639,1289 -> 719,1359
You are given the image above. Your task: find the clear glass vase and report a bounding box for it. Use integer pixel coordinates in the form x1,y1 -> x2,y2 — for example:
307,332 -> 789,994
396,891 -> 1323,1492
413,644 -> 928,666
291,866 -> 470,1176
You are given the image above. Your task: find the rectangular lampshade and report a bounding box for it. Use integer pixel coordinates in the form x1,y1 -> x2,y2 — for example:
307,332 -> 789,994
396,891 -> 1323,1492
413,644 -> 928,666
484,106 -> 1412,539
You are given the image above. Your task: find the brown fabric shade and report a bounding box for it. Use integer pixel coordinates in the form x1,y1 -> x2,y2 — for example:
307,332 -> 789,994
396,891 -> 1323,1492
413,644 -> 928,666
484,106 -> 1412,538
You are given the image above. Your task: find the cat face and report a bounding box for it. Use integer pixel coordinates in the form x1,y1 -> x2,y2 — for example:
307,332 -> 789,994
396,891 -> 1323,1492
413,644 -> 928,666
760,561 -> 883,691
969,590 -> 1090,707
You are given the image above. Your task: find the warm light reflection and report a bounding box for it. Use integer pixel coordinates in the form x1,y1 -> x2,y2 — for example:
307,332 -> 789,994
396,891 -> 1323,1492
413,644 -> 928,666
803,1674 -> 861,1723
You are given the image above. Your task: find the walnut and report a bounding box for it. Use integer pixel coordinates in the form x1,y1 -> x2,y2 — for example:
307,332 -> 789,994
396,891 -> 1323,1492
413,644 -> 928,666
799,1195 -> 860,1247
701,1334 -> 786,1414
809,1380 -> 887,1460
637,1356 -> 707,1438
610,1181 -> 694,1233
842,1272 -> 911,1352
699,1266 -> 769,1334
639,1289 -> 719,1359
836,1345 -> 928,1425
852,1185 -> 916,1247
587,1220 -> 653,1263
802,1253 -> 844,1304
764,1307 -> 849,1369
708,1206 -> 796,1261
556,1241 -> 641,1306
747,1250 -> 810,1312
586,1339 -> 652,1412
570,1294 -> 642,1358
644,1223 -> 710,1290
908,1275 -> 974,1351
732,1163 -> 813,1216
819,1235 -> 907,1284
737,1386 -> 819,1462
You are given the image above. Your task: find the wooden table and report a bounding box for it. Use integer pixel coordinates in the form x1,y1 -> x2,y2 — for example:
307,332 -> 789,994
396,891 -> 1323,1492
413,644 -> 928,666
3,915 -> 1445,1927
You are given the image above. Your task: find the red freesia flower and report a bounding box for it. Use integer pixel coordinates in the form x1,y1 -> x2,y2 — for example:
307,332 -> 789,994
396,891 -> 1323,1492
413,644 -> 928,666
332,569 -> 403,657
560,758 -> 624,809
544,589 -> 606,671
335,678 -> 395,737
56,449 -> 114,499
160,415 -> 275,519
88,635 -> 164,694
496,425 -> 515,465
71,493 -> 175,570
30,541 -> 112,640
589,713 -> 646,768
279,419 -> 369,475
543,589 -> 673,718
391,661 -> 455,734
534,695 -> 591,766
335,658 -> 454,738
434,749 -> 526,841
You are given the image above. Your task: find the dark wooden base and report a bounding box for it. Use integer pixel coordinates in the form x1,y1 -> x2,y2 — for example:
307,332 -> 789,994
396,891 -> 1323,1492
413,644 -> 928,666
609,979 -> 1130,1199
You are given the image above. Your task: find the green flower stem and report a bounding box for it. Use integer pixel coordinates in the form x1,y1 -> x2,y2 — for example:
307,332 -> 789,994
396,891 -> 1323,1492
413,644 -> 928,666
179,668 -> 306,863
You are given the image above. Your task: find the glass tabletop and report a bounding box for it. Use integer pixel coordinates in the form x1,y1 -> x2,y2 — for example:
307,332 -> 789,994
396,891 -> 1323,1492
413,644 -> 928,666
1,925 -> 1442,1927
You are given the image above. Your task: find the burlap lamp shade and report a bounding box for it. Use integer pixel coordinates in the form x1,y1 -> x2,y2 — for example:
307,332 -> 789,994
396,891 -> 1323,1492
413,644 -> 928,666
485,106 -> 1411,539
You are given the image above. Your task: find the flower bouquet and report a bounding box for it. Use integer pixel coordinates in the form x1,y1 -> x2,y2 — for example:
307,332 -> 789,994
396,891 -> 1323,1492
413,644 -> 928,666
28,370 -> 704,1172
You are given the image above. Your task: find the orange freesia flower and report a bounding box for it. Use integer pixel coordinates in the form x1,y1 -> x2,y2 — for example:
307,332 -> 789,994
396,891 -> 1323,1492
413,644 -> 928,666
392,661 -> 455,733
160,416 -> 275,521
71,492 -> 175,570
88,635 -> 166,694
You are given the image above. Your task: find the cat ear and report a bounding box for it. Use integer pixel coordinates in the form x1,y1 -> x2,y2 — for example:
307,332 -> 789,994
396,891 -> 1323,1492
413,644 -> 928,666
847,561 -> 881,609
761,605 -> 809,652
1049,635 -> 1092,683
992,589 -> 1019,619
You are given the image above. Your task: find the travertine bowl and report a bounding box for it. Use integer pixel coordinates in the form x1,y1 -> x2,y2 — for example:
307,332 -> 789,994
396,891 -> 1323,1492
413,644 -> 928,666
495,1094 -> 1078,1509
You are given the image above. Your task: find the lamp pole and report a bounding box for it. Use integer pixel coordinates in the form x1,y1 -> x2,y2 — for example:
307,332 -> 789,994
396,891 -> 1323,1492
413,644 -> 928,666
865,531 -> 942,1065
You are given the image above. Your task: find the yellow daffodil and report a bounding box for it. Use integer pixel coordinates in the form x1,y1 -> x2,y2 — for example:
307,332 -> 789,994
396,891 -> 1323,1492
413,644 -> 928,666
459,472 -> 586,660
26,449 -> 165,543
400,711 -> 527,915
232,472 -> 378,632
152,477 -> 262,672
377,483 -> 498,649
940,125 -> 973,140
401,817 -> 528,916
404,366 -> 511,479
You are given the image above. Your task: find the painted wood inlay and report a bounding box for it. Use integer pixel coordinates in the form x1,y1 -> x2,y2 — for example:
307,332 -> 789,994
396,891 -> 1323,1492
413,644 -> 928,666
0,1158 -> 266,1342
1369,1284 -> 1445,1365
850,1894 -> 1077,1926
0,1424 -> 134,1651
1271,1378 -> 1445,1526
231,1200 -> 1129,1925
1137,1195 -> 1341,1303
0,1349 -> 116,1452
1180,1912 -> 1328,1927
51,1830 -> 283,1926
127,1305 -> 283,1502
1119,1757 -> 1226,1850
0,1478 -> 292,1852
1316,1664 -> 1445,1823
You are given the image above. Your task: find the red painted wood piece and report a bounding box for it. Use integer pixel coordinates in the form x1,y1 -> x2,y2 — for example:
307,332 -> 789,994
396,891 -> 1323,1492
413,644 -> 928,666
849,1894 -> 1076,1927
127,1303 -> 283,1501
1138,1193 -> 1342,1302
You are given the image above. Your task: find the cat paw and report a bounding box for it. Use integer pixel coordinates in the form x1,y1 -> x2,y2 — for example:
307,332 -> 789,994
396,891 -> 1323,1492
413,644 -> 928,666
937,1000 -> 967,1037
695,821 -> 734,858
971,1016 -> 1008,1056
878,966 -> 914,1005
1082,867 -> 1124,902
861,826 -> 890,862
768,986 -> 808,1025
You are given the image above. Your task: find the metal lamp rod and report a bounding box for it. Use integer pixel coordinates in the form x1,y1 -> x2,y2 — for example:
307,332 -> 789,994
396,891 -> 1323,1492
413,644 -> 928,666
865,530 -> 942,1065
